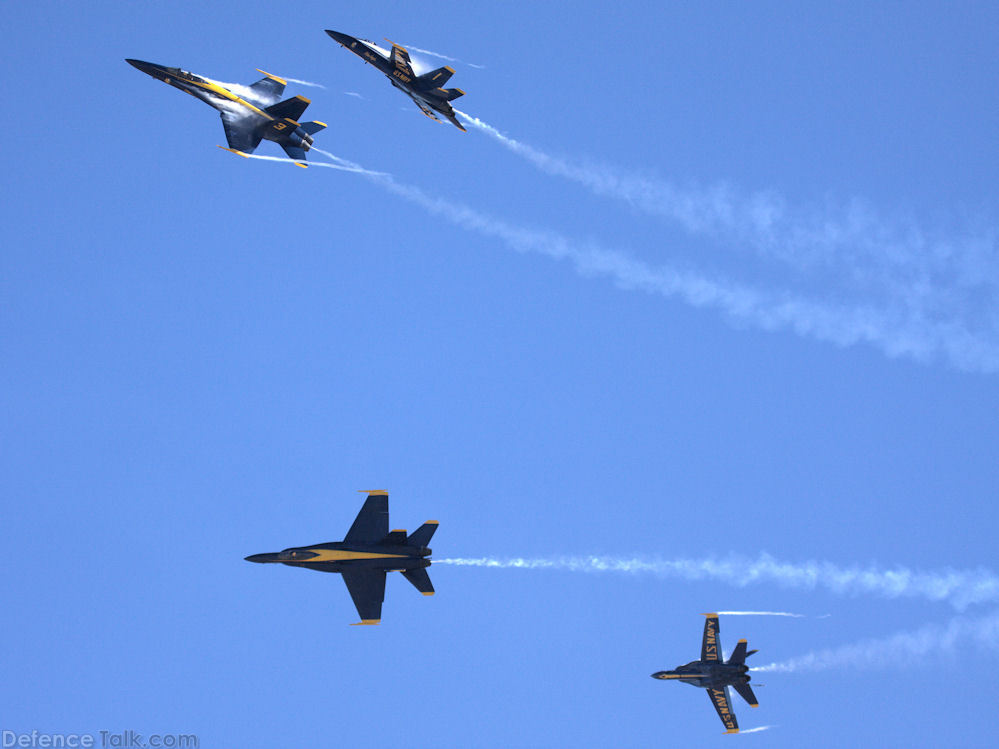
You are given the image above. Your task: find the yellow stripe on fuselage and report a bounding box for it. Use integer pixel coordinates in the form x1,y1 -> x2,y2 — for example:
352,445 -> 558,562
178,76 -> 272,119
303,549 -> 409,562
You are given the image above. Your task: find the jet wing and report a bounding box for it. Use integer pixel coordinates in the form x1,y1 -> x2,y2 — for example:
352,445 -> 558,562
220,111 -> 262,154
247,71 -> 286,106
388,42 -> 416,79
343,492 -> 389,544
707,686 -> 739,733
342,569 -> 386,624
411,96 -> 442,123
701,614 -> 722,662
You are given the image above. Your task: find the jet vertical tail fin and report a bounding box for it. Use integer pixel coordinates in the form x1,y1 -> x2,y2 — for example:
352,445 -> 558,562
264,95 -> 311,122
727,639 -> 753,666
406,521 -> 439,548
402,566 -> 435,595
416,66 -> 455,88
441,87 -> 465,101
380,530 -> 408,545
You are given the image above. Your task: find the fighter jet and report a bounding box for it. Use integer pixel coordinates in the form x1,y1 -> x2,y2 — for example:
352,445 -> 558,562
651,614 -> 760,734
325,30 -> 466,131
125,59 -> 326,166
245,491 -> 437,624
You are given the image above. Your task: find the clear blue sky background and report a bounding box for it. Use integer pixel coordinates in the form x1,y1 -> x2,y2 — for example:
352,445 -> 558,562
3,1 -> 998,746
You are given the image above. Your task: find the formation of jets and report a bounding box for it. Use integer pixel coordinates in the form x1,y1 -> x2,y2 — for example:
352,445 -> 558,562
128,30 -> 769,734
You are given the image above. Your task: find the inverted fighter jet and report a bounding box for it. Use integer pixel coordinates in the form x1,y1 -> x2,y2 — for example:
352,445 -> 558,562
125,59 -> 327,166
325,30 -> 466,131
651,614 -> 760,734
245,491 -> 437,625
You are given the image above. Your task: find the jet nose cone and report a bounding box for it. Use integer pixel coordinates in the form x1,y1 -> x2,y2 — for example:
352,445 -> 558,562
126,59 -> 164,78
245,553 -> 276,563
325,30 -> 354,46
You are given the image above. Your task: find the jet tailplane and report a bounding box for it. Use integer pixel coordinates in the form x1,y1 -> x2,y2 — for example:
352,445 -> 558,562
441,87 -> 464,101
731,681 -> 759,708
402,566 -> 435,595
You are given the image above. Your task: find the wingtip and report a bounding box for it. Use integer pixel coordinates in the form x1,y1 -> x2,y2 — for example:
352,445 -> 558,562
358,490 -> 388,495
424,520 -> 440,525
217,145 -> 250,158
701,612 -> 719,617
255,69 -> 288,85
422,591 -> 435,596
350,619 -> 381,626
725,729 -> 740,734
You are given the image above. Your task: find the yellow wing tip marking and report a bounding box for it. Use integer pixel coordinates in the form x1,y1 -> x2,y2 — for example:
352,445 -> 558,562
750,704 -> 759,708
424,520 -> 440,525
294,161 -> 308,169
217,146 -> 250,158
358,490 -> 389,495
384,37 -> 402,49
455,88 -> 466,95
701,612 -> 718,617
293,94 -> 311,104
314,121 -> 328,127
391,529 -> 407,533
422,591 -> 435,596
725,729 -> 740,734
255,69 -> 288,85
737,639 -> 748,644
351,619 -> 381,626
445,66 -> 456,74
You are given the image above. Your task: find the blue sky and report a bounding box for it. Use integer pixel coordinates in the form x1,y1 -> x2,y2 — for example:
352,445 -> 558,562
2,1 -> 998,746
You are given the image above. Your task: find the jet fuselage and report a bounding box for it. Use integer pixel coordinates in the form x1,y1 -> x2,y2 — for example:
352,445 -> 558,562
126,59 -> 316,154
651,659 -> 751,690
246,542 -> 432,573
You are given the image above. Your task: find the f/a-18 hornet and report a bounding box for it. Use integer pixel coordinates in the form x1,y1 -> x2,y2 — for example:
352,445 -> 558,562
126,59 -> 326,166
651,614 -> 760,734
246,491 -> 437,625
325,30 -> 466,131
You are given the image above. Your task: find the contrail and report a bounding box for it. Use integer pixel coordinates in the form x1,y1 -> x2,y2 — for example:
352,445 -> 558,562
358,172 -> 999,371
229,145 -> 999,371
274,75 -> 325,89
454,110 -> 999,373
403,44 -> 485,69
221,148 -> 385,176
716,611 -> 807,618
754,609 -> 999,673
434,555 -> 999,610
738,726 -> 775,735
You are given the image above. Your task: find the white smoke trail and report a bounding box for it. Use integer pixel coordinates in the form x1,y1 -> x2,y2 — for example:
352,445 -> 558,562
228,144 -> 999,370
273,75 -> 325,89
738,726 -> 775,735
715,611 -> 806,618
434,555 -> 999,610
454,110 -> 999,373
221,149 -> 385,176
354,171 -> 999,371
402,44 -> 485,69
344,91 -> 366,99
755,609 -> 999,673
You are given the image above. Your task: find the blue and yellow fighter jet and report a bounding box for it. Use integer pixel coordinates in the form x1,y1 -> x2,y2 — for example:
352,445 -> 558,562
125,59 -> 326,166
245,491 -> 438,625
325,30 -> 466,131
651,614 -> 760,734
